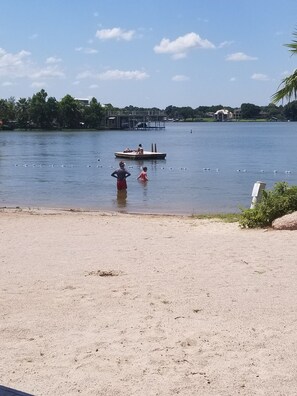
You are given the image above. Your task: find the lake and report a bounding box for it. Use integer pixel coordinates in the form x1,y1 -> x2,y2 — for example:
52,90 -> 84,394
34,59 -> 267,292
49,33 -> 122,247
0,122 -> 296,214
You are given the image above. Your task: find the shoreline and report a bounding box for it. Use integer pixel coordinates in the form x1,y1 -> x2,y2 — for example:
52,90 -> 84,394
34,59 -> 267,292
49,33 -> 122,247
1,208 -> 297,395
0,205 -> 240,220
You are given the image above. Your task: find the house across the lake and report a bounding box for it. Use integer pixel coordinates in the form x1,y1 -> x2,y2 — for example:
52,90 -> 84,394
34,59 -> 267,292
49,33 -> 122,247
214,109 -> 233,121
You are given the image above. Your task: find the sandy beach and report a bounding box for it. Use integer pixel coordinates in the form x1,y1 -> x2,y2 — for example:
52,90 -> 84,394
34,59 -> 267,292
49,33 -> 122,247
1,208 -> 297,396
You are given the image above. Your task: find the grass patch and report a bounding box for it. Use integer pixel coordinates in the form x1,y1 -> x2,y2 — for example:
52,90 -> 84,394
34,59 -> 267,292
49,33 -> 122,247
191,213 -> 241,223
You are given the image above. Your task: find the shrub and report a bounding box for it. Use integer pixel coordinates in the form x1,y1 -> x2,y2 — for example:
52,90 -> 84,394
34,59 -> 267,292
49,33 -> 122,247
239,182 -> 297,228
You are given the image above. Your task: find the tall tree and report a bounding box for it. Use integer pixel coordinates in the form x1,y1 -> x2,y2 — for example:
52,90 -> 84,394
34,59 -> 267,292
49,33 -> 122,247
241,103 -> 261,119
0,99 -> 9,121
82,97 -> 104,129
46,96 -> 59,128
30,89 -> 48,128
59,94 -> 81,128
272,30 -> 297,103
284,100 -> 297,121
16,98 -> 31,129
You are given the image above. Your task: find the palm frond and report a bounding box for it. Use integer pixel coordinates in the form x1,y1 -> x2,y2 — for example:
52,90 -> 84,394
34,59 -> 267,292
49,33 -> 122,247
271,69 -> 297,103
285,30 -> 297,54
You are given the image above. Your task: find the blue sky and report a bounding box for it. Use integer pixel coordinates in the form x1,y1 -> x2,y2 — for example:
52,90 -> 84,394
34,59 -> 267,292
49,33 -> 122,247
1,0 -> 297,108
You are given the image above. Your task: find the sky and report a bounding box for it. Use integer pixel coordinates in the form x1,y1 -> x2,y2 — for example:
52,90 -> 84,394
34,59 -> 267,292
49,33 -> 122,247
1,0 -> 297,109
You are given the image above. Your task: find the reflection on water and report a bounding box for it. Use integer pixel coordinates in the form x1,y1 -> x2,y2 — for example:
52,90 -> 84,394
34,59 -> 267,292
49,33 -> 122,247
116,189 -> 127,209
138,180 -> 148,201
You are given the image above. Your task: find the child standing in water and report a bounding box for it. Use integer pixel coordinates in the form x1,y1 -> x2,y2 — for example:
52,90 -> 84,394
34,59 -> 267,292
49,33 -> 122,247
111,161 -> 131,190
137,166 -> 148,182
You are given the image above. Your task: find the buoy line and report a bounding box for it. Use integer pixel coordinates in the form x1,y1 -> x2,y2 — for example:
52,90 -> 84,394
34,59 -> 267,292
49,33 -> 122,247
11,163 -> 295,175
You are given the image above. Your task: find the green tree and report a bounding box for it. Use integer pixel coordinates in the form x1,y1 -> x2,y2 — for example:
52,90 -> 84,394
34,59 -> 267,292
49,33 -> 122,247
46,96 -> 60,128
179,106 -> 195,121
0,99 -> 10,121
59,94 -> 81,128
272,29 -> 297,103
82,97 -> 104,128
30,89 -> 48,128
284,100 -> 297,121
240,103 -> 261,119
15,98 -> 31,129
164,105 -> 180,120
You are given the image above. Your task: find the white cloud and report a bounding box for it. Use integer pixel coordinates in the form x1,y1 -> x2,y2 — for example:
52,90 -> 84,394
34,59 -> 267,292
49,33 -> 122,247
96,27 -> 135,41
251,73 -> 269,81
2,81 -> 14,86
31,65 -> 65,79
230,77 -> 237,82
154,32 -> 215,59
77,69 -> 149,81
75,47 -> 98,54
226,52 -> 258,61
0,48 -> 65,82
31,81 -> 47,88
45,56 -> 62,64
172,74 -> 190,82
0,48 -> 31,77
89,84 -> 99,89
218,40 -> 234,48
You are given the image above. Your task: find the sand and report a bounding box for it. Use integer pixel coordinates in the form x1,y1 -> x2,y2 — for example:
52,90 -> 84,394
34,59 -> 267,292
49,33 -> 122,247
1,208 -> 297,396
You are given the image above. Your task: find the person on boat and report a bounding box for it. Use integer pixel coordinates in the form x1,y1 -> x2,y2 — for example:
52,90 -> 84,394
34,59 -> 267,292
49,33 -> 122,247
137,166 -> 148,182
111,161 -> 131,190
137,144 -> 144,154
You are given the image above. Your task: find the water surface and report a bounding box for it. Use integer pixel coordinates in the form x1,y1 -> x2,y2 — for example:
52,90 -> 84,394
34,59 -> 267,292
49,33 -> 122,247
0,122 -> 296,214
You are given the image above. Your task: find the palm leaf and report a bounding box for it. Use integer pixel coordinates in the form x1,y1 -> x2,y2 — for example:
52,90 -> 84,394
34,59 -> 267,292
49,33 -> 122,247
271,69 -> 297,103
284,30 -> 297,54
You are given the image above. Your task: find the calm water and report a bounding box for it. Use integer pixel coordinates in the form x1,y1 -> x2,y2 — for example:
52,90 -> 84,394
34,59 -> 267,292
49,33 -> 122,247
0,122 -> 297,214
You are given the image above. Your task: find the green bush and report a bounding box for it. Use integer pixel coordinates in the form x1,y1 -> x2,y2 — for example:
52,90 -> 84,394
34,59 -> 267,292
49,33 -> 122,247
239,182 -> 297,228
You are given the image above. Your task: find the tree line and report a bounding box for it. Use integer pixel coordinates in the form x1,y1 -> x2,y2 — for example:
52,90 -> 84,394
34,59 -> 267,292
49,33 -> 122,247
1,88 -> 297,130
2,28 -> 297,130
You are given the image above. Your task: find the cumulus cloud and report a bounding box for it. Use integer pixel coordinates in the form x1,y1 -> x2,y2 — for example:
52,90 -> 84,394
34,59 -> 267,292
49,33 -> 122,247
96,27 -> 135,41
45,56 -> 62,64
77,69 -> 149,81
172,74 -> 190,82
251,73 -> 269,81
226,52 -> 258,61
0,48 -> 31,77
98,69 -> 149,80
0,48 -> 65,81
30,65 -> 65,79
154,32 -> 215,59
